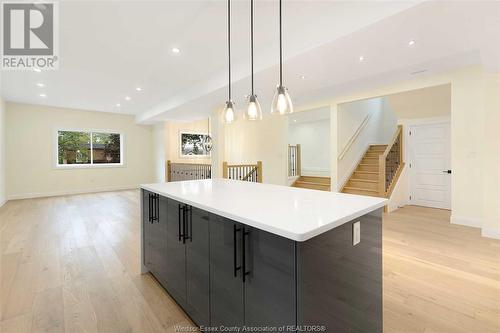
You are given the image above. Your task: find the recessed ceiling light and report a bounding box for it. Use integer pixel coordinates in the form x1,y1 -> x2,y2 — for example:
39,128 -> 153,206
116,103 -> 121,107
359,56 -> 365,62
135,87 -> 143,92
300,75 -> 306,79
293,119 -> 297,122
172,47 -> 181,54
125,96 -> 131,101
33,68 -> 41,73
408,40 -> 416,46
39,93 -> 46,97
36,83 -> 45,87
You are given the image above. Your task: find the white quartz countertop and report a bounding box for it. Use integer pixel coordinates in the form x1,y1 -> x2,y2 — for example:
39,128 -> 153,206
141,179 -> 387,242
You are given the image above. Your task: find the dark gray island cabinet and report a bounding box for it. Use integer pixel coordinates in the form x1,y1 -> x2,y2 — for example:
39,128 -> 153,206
141,180 -> 386,333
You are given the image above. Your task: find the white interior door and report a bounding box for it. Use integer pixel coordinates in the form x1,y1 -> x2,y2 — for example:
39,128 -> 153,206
409,122 -> 451,209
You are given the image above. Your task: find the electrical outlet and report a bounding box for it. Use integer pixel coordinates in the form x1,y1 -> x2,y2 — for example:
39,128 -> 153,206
353,221 -> 361,246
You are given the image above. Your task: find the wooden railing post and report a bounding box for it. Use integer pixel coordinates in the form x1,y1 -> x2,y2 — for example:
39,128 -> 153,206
166,160 -> 171,182
257,161 -> 263,183
222,161 -> 228,179
296,144 -> 301,177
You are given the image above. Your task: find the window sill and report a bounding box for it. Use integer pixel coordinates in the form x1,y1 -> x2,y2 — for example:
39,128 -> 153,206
54,163 -> 125,170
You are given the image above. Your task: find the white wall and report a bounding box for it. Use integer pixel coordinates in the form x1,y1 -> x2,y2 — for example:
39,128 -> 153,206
223,114 -> 288,186
337,97 -> 397,188
153,123 -> 166,182
289,119 -> 330,177
0,97 -> 5,206
386,84 -> 451,119
481,71 -> 500,239
6,103 -> 155,199
164,118 -> 211,164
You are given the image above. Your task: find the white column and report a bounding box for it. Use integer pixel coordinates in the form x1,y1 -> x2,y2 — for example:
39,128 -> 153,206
210,110 -> 224,178
152,123 -> 166,183
330,103 -> 339,192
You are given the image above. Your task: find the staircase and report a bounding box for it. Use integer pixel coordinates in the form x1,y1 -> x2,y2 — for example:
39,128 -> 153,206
342,145 -> 387,197
292,176 -> 331,191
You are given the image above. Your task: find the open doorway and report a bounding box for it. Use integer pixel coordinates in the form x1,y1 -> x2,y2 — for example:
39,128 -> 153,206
287,107 -> 331,191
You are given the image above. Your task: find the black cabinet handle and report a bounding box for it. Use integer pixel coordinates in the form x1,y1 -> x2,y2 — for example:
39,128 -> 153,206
186,206 -> 193,242
149,194 -> 159,223
155,194 -> 159,222
182,206 -> 188,244
233,225 -> 242,277
148,193 -> 153,223
178,204 -> 184,241
242,228 -> 251,283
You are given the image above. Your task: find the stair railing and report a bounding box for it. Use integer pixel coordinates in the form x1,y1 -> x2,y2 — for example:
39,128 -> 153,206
223,161 -> 262,183
166,160 -> 212,182
378,125 -> 404,197
288,144 -> 301,177
338,113 -> 372,160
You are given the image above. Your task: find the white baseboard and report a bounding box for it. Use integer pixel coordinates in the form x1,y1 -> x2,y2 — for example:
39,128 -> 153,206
7,185 -> 139,200
481,227 -> 500,240
450,215 -> 482,228
0,199 -> 6,208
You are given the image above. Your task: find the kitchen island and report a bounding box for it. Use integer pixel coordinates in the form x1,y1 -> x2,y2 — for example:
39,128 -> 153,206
141,179 -> 386,333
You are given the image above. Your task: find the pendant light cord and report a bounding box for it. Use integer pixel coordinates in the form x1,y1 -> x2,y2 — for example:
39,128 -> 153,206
228,0 -> 232,101
279,0 -> 283,86
251,0 -> 254,95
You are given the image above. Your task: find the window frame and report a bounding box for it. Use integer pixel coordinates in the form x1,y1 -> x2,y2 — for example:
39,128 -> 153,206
54,128 -> 125,169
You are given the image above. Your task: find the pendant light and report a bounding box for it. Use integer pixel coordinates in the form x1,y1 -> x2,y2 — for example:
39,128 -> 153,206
271,0 -> 293,115
222,0 -> 235,124
203,117 -> 213,152
244,0 -> 262,121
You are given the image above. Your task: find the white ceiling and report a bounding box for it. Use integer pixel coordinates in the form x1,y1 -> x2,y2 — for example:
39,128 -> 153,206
289,106 -> 330,124
1,1 -> 499,123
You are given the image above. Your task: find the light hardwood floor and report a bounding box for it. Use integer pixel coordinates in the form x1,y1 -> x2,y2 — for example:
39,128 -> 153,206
1,191 -> 499,332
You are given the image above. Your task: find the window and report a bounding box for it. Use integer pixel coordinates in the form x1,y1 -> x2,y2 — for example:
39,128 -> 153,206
57,130 -> 122,167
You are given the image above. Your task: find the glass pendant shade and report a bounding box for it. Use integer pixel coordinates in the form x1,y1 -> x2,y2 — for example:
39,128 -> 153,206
222,101 -> 235,124
245,95 -> 263,121
271,85 -> 293,115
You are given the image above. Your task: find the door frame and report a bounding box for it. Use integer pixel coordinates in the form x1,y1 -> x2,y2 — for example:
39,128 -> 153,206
405,117 -> 451,209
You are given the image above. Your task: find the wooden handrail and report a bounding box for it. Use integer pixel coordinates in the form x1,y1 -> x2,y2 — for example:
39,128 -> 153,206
166,160 -> 212,182
338,113 -> 372,160
223,161 -> 262,183
378,125 -> 403,197
380,125 -> 403,160
242,166 -> 257,181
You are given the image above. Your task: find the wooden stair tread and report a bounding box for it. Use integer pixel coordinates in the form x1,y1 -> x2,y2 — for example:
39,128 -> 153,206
350,179 -> 377,183
296,176 -> 331,184
293,175 -> 331,191
354,171 -> 378,174
343,186 -> 378,193
294,181 -> 330,186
